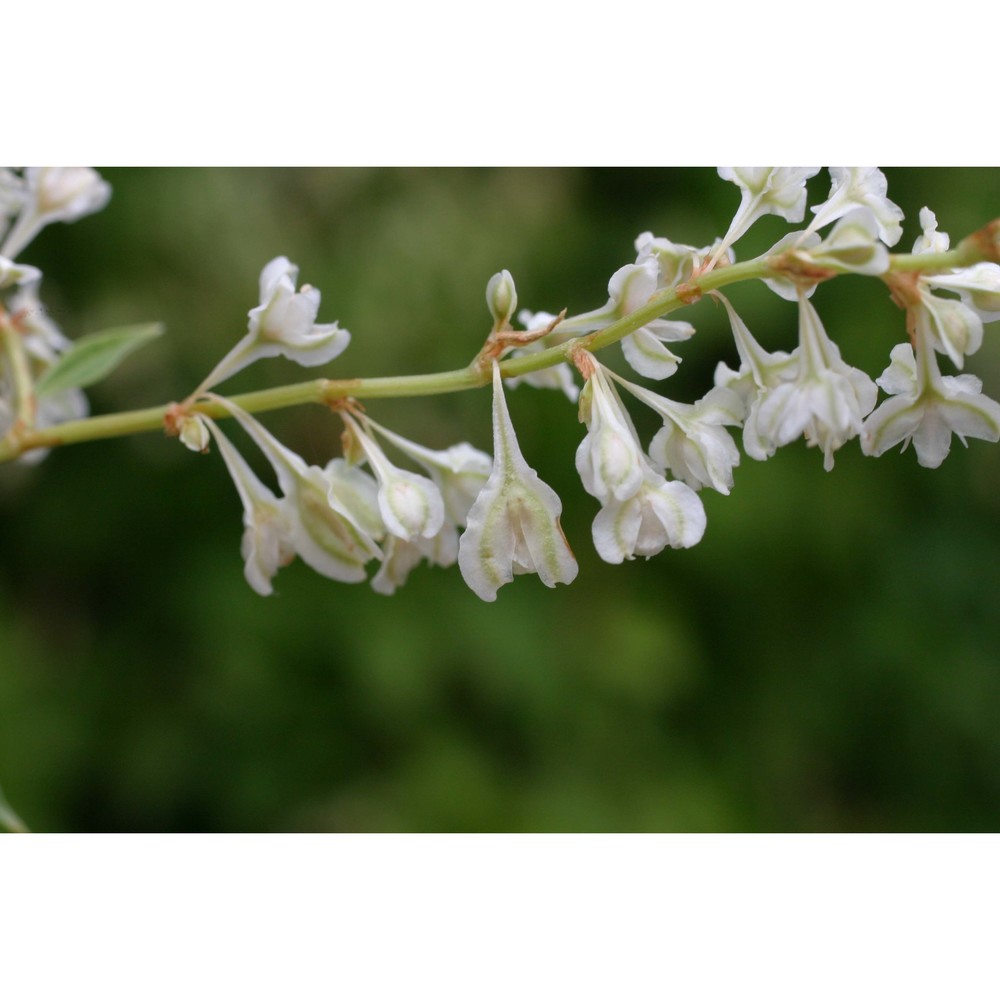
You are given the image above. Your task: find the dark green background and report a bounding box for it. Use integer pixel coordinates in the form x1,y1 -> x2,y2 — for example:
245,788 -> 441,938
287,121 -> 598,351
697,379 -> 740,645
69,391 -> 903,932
2,168 -> 999,832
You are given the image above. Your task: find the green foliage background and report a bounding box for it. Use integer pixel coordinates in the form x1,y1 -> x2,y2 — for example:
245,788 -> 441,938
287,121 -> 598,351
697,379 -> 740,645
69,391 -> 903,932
2,167 -> 1000,832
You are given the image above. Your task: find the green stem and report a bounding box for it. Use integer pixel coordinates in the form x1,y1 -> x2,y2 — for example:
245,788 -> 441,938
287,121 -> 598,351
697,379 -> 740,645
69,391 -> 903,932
0,314 -> 37,438
0,232 -> 994,465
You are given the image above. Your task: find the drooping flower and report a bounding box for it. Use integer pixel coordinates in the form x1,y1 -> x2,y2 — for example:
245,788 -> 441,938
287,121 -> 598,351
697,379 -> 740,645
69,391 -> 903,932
0,168 -> 112,260
199,257 -> 351,390
712,292 -> 798,461
371,531 -> 460,596
573,352 -> 708,561
342,414 -> 445,542
361,421 -> 491,527
458,362 -> 578,601
203,416 -> 296,595
591,465 -> 706,564
906,207 -> 1000,369
210,396 -> 382,583
753,293 -> 877,469
610,374 -> 743,495
861,334 -> 1000,469
575,359 -> 647,503
348,418 -> 492,594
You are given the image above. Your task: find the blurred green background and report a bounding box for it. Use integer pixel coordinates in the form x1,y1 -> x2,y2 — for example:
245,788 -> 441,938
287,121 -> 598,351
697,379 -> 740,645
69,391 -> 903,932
2,167 -> 1000,832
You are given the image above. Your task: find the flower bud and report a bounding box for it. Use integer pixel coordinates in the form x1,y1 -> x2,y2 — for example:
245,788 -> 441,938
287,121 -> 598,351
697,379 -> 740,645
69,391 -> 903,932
486,269 -> 517,330
178,413 -> 211,453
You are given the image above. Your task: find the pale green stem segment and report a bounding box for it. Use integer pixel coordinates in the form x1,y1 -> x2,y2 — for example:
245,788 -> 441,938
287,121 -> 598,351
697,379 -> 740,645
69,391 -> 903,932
0,781 -> 29,833
0,230 -> 996,465
0,313 -> 37,440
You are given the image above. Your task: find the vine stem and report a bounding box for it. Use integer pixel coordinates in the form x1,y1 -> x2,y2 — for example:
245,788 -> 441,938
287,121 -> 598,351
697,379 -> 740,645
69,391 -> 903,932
0,229 -> 996,465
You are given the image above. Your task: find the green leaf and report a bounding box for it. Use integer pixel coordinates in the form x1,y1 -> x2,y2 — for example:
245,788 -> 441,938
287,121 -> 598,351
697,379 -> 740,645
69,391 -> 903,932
35,322 -> 165,397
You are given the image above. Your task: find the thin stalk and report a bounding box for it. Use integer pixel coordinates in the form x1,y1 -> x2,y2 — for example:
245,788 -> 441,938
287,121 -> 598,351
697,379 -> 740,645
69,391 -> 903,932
0,231 -> 995,465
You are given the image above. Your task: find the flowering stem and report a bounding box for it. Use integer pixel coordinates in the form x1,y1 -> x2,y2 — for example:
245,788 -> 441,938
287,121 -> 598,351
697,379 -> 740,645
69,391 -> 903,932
0,229 -> 995,466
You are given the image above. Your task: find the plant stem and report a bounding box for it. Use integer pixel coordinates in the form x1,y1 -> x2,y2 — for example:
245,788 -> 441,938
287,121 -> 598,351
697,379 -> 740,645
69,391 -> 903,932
0,233 -> 994,465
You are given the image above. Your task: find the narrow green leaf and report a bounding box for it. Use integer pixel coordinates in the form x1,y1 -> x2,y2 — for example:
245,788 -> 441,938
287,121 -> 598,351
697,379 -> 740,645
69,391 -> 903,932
35,322 -> 165,397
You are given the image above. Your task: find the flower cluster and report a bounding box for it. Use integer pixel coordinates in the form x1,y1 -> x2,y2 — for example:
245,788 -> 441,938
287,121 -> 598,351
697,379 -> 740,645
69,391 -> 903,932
861,209 -> 1000,467
5,166 -> 1000,603
169,168 -> 1000,601
0,168 -> 113,459
176,257 -> 494,596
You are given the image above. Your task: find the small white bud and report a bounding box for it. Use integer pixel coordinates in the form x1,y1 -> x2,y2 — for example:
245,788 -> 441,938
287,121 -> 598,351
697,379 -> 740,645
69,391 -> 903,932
486,269 -> 517,330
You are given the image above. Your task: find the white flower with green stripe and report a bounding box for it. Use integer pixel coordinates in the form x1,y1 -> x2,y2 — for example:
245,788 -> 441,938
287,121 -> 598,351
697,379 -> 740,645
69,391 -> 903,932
458,362 -> 578,601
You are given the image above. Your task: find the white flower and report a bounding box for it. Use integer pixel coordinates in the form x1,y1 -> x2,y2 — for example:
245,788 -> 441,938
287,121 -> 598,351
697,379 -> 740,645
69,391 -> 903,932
634,232 -> 730,287
211,397 -> 382,583
810,208 -> 892,274
575,360 -> 647,502
1,167 -> 111,260
371,530 -> 459,596
806,168 -> 904,246
861,336 -> 1000,468
0,282 -> 87,464
343,414 -> 445,541
909,208 -> 987,369
199,257 -> 351,390
916,293 -> 982,370
754,295 -> 877,470
353,419 -> 490,593
542,262 -> 695,380
571,353 -> 709,561
611,262 -> 696,379
912,206 -> 950,256
579,261 -> 695,379
613,377 -> 743,495
766,209 -> 891,302
712,292 -> 798,461
203,416 -> 296,595
6,282 -> 71,363
0,256 -> 41,290
711,167 -> 820,267
0,169 -> 24,223
362,422 -> 491,527
928,262 -> 1000,323
592,465 -> 706,564
458,362 -> 578,601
